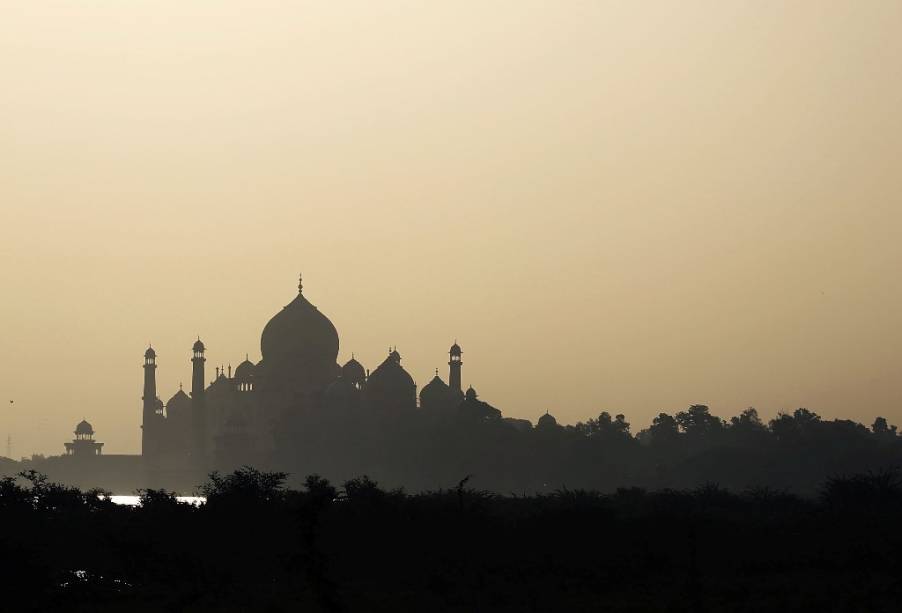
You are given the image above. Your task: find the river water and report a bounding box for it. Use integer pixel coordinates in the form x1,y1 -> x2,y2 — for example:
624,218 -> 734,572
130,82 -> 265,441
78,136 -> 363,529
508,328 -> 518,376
106,495 -> 205,506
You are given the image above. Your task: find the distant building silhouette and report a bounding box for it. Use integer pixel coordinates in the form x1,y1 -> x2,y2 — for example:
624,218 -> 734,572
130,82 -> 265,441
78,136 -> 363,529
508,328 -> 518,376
138,275 -> 498,472
536,411 -> 559,430
40,275 -> 902,497
65,420 -> 103,457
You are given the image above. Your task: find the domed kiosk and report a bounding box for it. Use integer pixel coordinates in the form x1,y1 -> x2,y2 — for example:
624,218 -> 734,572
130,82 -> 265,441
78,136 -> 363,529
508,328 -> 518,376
365,349 -> 416,413
65,420 -> 104,457
341,356 -> 367,389
419,370 -> 452,411
234,357 -> 256,392
166,386 -> 191,420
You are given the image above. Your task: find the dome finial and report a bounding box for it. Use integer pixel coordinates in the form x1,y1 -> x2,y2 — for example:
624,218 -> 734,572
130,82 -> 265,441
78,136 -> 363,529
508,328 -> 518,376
298,273 -> 303,294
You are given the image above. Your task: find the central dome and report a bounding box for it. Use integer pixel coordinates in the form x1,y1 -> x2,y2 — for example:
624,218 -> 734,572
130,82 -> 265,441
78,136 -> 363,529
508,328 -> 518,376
260,279 -> 339,370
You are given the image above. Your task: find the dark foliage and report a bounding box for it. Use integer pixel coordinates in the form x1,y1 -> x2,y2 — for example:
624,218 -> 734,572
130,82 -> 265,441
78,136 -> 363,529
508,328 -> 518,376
2,468 -> 902,612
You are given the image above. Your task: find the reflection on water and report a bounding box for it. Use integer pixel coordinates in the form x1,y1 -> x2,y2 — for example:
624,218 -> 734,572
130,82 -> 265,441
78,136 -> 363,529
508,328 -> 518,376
104,495 -> 205,506
60,569 -> 132,590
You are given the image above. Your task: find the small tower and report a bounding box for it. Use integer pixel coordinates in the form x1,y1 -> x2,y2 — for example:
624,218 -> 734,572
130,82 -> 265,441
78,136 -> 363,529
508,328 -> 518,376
191,338 -> 207,464
141,346 -> 160,456
448,341 -> 463,394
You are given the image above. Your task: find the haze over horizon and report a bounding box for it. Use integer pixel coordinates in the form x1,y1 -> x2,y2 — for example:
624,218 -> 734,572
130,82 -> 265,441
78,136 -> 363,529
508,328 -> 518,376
2,1 -> 901,456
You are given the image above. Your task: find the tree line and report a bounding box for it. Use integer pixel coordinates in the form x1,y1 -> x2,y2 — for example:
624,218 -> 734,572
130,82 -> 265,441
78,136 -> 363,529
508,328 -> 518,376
271,403 -> 902,495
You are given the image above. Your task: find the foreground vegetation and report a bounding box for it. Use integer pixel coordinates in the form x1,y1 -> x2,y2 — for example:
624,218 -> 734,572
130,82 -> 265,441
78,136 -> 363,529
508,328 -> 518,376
2,467 -> 902,612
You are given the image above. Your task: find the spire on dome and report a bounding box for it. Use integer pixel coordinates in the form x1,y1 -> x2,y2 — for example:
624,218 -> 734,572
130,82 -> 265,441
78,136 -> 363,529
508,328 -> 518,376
260,273 -> 339,369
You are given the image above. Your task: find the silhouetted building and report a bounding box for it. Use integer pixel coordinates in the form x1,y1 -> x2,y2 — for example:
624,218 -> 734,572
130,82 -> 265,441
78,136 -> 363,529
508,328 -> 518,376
65,420 -> 103,457
135,275 -> 518,474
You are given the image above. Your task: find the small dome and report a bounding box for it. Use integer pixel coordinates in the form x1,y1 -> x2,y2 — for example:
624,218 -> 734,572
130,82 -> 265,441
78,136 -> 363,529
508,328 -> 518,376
234,358 -> 256,381
537,412 -> 558,428
342,357 -> 366,385
193,338 -> 205,353
365,349 -> 416,411
166,388 -> 191,413
419,373 -> 450,410
144,346 -> 156,359
422,374 -> 449,394
450,342 -> 462,356
465,386 -> 478,401
75,420 -> 94,435
368,351 -> 414,388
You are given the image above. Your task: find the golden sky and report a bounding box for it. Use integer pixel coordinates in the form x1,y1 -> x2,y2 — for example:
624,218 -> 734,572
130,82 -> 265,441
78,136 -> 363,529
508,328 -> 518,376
1,1 -> 901,455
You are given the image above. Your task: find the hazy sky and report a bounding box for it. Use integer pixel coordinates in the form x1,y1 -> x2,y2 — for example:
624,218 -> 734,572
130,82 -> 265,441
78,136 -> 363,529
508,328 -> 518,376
2,1 -> 901,456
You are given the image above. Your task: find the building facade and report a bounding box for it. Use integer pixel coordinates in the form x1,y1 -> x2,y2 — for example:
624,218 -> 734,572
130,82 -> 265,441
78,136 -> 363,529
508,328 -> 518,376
141,276 -> 492,471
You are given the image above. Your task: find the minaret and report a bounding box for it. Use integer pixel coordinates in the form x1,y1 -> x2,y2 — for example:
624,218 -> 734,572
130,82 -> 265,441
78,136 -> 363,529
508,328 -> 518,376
142,346 -> 158,456
191,338 -> 207,464
449,341 -> 463,395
